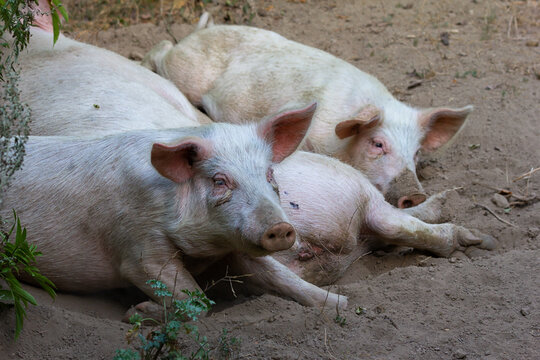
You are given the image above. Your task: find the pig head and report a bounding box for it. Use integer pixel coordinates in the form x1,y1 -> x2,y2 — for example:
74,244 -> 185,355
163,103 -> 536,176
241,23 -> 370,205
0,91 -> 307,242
334,103 -> 473,208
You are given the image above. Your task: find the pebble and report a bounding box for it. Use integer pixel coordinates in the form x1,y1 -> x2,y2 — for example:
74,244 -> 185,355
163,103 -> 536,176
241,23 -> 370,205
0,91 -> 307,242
453,349 -> 467,359
520,307 -> 530,316
491,193 -> 509,208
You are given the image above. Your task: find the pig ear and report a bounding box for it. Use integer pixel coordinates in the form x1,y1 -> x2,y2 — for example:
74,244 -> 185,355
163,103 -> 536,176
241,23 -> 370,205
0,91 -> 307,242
419,105 -> 473,152
258,102 -> 317,163
151,137 -> 211,183
335,104 -> 381,139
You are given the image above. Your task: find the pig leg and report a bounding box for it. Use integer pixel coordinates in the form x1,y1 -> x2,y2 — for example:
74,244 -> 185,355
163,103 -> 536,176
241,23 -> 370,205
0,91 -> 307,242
366,199 -> 496,258
121,253 -> 203,322
228,253 -> 348,309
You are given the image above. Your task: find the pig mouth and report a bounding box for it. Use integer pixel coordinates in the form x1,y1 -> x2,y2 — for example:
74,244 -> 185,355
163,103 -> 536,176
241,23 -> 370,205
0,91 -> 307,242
297,244 -> 325,261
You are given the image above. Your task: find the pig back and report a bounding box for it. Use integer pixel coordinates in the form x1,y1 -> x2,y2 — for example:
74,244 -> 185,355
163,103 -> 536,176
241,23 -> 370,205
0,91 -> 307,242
16,28 -> 203,136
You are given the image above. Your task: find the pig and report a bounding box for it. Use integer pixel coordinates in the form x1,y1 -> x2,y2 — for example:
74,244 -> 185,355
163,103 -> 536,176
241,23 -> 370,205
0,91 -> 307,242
142,24 -> 474,208
1,104 -> 348,310
11,0 -> 210,137
269,151 -> 496,286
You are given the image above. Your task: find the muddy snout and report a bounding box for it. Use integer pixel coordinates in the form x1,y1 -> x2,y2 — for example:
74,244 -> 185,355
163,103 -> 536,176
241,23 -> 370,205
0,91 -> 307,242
385,168 -> 427,208
260,222 -> 296,251
397,193 -> 427,209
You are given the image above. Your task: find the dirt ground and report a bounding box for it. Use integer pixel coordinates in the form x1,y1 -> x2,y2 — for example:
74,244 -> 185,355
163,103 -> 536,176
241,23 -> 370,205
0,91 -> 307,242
1,0 -> 539,359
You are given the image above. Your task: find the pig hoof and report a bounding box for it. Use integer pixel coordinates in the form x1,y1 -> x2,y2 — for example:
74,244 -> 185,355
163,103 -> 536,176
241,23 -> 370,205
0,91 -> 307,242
122,301 -> 164,324
478,233 -> 497,250
468,230 -> 497,250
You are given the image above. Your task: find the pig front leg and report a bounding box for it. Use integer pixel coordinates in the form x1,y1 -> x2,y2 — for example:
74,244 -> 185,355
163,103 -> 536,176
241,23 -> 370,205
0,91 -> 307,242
367,201 -> 496,258
229,253 -> 348,310
120,253 -> 202,321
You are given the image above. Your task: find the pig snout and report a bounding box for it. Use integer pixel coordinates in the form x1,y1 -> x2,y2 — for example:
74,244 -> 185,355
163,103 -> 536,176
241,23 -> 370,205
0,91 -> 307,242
385,168 -> 427,208
260,222 -> 296,251
397,193 -> 427,209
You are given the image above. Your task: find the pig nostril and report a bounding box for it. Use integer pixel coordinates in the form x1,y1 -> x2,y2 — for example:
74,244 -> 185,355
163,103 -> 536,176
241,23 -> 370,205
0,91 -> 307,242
286,231 -> 292,238
269,233 -> 275,239
398,194 -> 427,208
402,200 -> 413,208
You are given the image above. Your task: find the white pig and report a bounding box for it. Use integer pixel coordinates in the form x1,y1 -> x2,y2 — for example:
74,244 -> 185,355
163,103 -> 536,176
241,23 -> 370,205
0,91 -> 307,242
143,24 -> 473,208
1,107 -> 347,310
270,151 -> 496,286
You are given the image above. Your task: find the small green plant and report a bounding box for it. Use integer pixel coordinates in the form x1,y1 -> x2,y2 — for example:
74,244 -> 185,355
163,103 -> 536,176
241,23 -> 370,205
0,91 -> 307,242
0,211 -> 56,339
115,280 -> 241,360
217,329 -> 241,359
454,69 -> 478,79
334,314 -> 346,327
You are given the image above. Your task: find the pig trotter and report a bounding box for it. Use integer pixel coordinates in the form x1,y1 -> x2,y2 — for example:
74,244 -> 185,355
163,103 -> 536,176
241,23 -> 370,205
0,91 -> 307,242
123,300 -> 164,324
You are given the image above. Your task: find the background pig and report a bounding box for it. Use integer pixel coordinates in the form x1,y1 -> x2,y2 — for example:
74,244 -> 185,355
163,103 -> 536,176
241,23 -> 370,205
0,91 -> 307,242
143,24 -> 473,208
1,106 -> 347,310
271,151 -> 496,286
11,1 -> 209,137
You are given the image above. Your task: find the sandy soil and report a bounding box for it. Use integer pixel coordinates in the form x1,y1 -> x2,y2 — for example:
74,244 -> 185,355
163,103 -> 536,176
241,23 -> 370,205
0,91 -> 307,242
1,0 -> 539,359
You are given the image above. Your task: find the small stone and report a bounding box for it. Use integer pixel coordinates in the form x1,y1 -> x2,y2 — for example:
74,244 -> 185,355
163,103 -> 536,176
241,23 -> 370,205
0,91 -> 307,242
453,349 -> 467,359
441,32 -> 450,46
525,40 -> 539,47
448,257 -> 457,263
520,307 -> 530,316
491,193 -> 509,208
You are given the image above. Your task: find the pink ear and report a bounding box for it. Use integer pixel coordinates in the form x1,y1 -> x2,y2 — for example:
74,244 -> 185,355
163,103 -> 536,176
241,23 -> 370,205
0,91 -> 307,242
151,137 -> 211,183
335,104 -> 381,139
258,102 -> 317,163
419,105 -> 473,152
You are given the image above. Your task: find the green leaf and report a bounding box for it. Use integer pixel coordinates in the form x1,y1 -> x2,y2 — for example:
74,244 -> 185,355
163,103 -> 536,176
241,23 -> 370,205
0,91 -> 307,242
51,10 -> 60,44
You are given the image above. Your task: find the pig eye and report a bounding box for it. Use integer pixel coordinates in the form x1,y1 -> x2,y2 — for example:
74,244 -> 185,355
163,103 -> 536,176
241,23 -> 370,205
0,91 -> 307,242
371,139 -> 386,154
213,175 -> 230,189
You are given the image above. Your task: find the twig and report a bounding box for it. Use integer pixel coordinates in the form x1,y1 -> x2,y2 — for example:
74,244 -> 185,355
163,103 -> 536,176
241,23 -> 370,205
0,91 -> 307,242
474,203 -> 516,227
323,327 -> 338,360
472,181 -> 536,202
513,167 -> 539,182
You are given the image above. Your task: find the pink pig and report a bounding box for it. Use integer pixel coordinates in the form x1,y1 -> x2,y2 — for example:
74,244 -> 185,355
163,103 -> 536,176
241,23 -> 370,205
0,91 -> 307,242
270,151 -> 496,286
1,105 -> 348,311
143,23 -> 473,209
